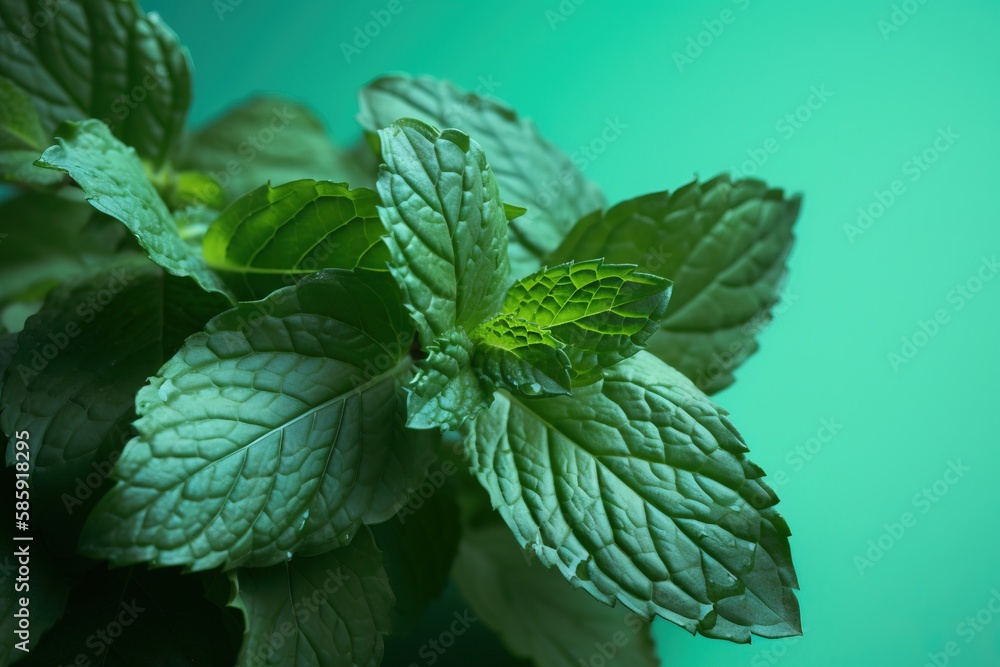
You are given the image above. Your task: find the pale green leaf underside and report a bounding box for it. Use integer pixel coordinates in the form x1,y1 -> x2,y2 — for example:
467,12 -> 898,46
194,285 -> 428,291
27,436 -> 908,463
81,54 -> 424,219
230,527 -> 393,667
407,327 -> 491,431
470,313 -> 572,398
466,352 -> 800,643
179,96 -> 374,198
35,120 -> 233,300
359,75 -> 604,277
550,176 -> 800,394
376,118 -> 511,346
504,259 -> 672,385
81,270 -> 433,570
452,525 -> 659,667
203,179 -> 390,299
0,0 -> 192,166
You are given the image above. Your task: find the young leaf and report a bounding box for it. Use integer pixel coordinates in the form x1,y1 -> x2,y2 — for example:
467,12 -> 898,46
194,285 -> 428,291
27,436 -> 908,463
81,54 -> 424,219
179,96 -> 374,199
503,259 -> 672,385
230,527 -> 393,667
376,118 -> 510,345
36,120 -> 233,299
1,260 -> 230,542
466,352 -> 801,643
203,179 -> 390,300
407,327 -> 491,431
0,0 -> 192,165
550,176 -> 801,394
370,475 -> 462,634
452,525 -> 659,667
470,313 -> 572,398
81,270 -> 434,571
0,75 -> 62,185
359,75 -> 605,277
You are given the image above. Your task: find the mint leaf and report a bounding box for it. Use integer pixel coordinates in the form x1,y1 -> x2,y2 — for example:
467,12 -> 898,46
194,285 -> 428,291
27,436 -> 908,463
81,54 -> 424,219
452,525 -> 658,667
180,96 -> 374,199
466,352 -> 800,642
376,118 -> 510,345
36,120 -> 233,299
408,327 -> 491,431
503,259 -> 671,385
370,476 -> 461,634
203,179 -> 390,299
0,75 -> 61,185
1,260 -> 230,539
359,75 -> 604,277
230,527 -> 393,667
470,313 -> 572,398
81,270 -> 434,570
550,176 -> 800,394
0,0 -> 192,165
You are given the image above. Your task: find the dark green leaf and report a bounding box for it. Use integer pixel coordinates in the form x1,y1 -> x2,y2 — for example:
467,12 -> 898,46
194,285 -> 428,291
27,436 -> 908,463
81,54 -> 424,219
1,259 -> 230,542
550,176 -> 800,394
359,75 -> 604,277
82,270 -> 434,570
36,120 -> 233,299
466,352 -> 801,643
376,118 -> 511,346
203,179 -> 390,300
407,327 -> 491,432
179,96 -> 373,199
503,259 -> 671,385
230,527 -> 393,667
470,313 -> 572,398
0,0 -> 192,166
0,75 -> 61,185
452,525 -> 659,667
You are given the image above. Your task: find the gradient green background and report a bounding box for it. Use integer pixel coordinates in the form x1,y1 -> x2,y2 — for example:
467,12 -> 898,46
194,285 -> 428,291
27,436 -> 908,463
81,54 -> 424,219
143,1 -> 1000,665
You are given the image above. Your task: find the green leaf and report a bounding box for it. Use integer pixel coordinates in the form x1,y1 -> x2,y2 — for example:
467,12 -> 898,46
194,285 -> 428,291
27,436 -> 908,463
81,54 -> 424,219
81,269 -> 434,571
0,0 -> 192,166
503,259 -> 672,385
230,527 -> 393,667
1,260 -> 230,541
466,352 -> 801,643
376,118 -> 511,346
36,120 -> 233,299
407,327 -> 491,432
179,96 -> 373,199
0,75 -> 61,185
370,477 -> 461,635
203,179 -> 390,300
452,525 -> 659,667
470,313 -> 572,398
358,75 -> 604,277
550,176 -> 800,394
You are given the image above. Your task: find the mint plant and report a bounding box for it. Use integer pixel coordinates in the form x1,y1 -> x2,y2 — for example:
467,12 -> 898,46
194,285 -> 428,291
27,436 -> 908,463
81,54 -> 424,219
0,2 -> 802,665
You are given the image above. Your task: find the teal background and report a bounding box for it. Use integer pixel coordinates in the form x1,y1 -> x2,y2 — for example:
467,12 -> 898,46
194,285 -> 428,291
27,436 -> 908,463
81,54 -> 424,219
144,1 -> 1000,665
